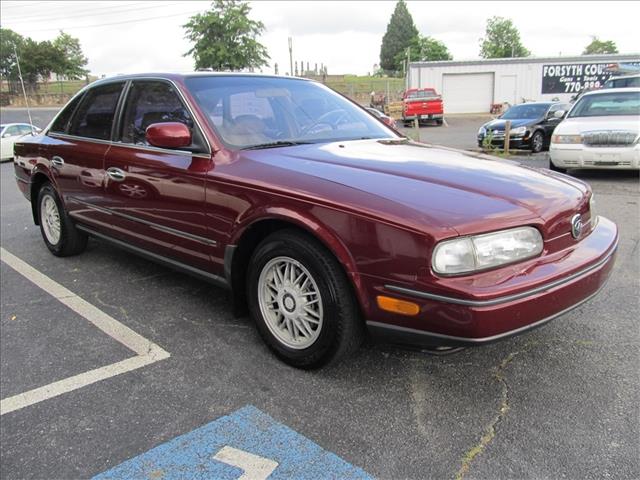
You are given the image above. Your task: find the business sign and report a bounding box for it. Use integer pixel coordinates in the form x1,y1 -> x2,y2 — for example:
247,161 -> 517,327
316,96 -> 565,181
541,62 -> 640,94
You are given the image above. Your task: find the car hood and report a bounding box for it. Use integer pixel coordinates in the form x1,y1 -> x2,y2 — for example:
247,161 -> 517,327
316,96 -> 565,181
554,115 -> 640,135
236,139 -> 588,238
482,118 -> 538,131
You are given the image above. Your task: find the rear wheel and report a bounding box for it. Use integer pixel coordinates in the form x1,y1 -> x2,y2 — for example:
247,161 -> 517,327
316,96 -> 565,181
37,183 -> 87,256
435,119 -> 443,126
247,230 -> 363,368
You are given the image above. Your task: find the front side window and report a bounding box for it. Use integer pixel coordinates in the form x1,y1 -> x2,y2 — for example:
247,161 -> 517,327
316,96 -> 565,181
569,91 -> 640,117
548,103 -> 570,116
69,83 -> 124,140
120,81 -> 196,147
50,92 -> 85,134
186,76 -> 395,149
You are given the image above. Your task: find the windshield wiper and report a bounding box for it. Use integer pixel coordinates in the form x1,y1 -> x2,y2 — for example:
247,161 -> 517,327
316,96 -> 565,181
241,140 -> 313,150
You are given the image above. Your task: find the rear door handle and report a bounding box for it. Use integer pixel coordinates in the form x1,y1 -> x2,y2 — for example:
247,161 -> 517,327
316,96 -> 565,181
51,156 -> 64,167
106,167 -> 126,182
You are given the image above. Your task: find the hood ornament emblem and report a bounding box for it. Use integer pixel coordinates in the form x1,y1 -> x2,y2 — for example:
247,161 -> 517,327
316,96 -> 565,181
571,214 -> 583,239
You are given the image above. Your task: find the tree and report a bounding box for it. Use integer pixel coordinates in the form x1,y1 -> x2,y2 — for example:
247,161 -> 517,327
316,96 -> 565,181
183,0 -> 269,71
396,36 -> 452,64
0,28 -> 25,81
479,16 -> 530,58
417,36 -> 452,61
379,0 -> 419,73
53,31 -> 88,79
583,37 -> 618,55
18,39 -> 61,89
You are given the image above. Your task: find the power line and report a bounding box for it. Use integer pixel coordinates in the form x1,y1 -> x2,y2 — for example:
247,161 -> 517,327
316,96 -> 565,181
12,9 -> 203,33
8,2 -> 180,25
0,1 -> 50,11
1,2 -> 151,23
0,1 -> 144,19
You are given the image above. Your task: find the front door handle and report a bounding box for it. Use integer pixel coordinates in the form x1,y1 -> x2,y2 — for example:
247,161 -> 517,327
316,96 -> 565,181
51,156 -> 64,167
106,167 -> 126,182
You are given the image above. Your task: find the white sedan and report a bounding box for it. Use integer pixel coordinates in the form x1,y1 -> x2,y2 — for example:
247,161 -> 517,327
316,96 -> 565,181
549,88 -> 640,172
1,123 -> 41,162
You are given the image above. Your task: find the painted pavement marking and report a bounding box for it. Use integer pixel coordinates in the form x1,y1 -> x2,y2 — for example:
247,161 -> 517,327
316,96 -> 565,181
93,405 -> 373,480
0,247 -> 170,415
213,446 -> 279,480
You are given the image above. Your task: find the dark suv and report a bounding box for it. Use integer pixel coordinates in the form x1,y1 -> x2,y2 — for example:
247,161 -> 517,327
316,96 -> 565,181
477,102 -> 570,153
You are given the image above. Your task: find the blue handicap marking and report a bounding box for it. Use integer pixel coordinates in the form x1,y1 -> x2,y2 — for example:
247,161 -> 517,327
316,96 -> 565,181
93,405 -> 373,480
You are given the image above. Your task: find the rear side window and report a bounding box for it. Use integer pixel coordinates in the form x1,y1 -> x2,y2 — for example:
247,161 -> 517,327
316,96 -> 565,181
120,81 -> 195,146
50,93 -> 85,134
69,83 -> 124,140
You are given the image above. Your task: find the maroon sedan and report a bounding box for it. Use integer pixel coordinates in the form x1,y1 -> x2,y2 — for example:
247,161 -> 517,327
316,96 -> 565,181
13,73 -> 618,368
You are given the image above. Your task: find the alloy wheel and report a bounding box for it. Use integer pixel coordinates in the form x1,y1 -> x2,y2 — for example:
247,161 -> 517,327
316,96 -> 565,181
257,256 -> 324,349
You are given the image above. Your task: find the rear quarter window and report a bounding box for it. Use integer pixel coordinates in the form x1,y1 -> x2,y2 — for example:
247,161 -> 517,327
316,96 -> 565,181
50,93 -> 85,134
69,83 -> 124,140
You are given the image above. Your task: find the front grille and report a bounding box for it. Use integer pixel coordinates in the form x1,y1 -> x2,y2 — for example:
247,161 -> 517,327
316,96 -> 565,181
582,130 -> 637,147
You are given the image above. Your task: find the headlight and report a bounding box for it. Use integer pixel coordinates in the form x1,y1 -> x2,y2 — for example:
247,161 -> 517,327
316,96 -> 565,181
510,126 -> 527,136
552,134 -> 581,144
432,226 -> 543,275
478,126 -> 486,135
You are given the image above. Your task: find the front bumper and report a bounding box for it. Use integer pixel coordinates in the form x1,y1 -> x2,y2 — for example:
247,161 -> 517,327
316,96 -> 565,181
478,134 -> 530,150
550,144 -> 640,169
365,216 -> 618,347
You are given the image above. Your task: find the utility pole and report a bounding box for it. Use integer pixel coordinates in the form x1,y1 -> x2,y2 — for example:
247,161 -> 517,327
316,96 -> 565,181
288,37 -> 293,76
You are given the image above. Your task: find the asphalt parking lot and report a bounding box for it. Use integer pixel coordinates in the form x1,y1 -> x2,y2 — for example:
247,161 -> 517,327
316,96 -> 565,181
1,108 -> 639,479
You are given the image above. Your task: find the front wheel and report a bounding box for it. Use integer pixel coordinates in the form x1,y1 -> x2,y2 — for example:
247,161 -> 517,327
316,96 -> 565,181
530,130 -> 544,153
247,230 -> 363,368
549,159 -> 568,174
38,183 -> 87,256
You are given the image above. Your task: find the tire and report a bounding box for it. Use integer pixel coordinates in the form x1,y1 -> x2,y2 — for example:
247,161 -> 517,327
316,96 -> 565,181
531,130 -> 544,153
549,159 -> 567,174
247,230 -> 363,369
435,119 -> 443,126
37,183 -> 88,256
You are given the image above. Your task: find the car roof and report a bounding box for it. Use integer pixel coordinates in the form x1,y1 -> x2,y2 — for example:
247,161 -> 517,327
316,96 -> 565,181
90,72 -> 312,87
511,102 -> 555,106
582,87 -> 640,96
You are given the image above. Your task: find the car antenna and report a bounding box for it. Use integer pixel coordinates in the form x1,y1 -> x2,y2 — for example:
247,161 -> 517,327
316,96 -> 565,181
13,43 -> 36,136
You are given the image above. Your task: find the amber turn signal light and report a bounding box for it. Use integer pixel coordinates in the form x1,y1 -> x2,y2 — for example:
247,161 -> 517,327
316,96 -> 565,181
376,296 -> 420,316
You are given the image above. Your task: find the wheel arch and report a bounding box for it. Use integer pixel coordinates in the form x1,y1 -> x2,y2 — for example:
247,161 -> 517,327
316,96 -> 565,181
30,170 -> 54,225
226,210 -> 366,317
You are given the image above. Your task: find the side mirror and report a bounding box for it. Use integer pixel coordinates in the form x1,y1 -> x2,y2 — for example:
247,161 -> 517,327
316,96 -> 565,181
553,110 -> 565,119
145,122 -> 191,149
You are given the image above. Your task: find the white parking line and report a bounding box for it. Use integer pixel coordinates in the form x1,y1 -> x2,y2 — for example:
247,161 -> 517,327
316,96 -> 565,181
0,247 -> 170,415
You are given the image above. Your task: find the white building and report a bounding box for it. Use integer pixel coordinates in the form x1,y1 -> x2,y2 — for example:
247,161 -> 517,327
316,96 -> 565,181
407,54 -> 640,113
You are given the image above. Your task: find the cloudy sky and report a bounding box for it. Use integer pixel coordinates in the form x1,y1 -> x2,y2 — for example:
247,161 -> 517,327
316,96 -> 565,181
1,1 -> 639,77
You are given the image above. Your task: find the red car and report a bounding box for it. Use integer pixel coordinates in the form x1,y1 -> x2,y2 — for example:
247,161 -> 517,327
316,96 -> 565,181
14,73 -> 617,368
402,88 -> 444,126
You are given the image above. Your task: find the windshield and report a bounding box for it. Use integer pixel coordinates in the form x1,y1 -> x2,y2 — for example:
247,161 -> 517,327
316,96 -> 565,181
501,104 -> 549,120
185,76 -> 396,149
569,91 -> 640,117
